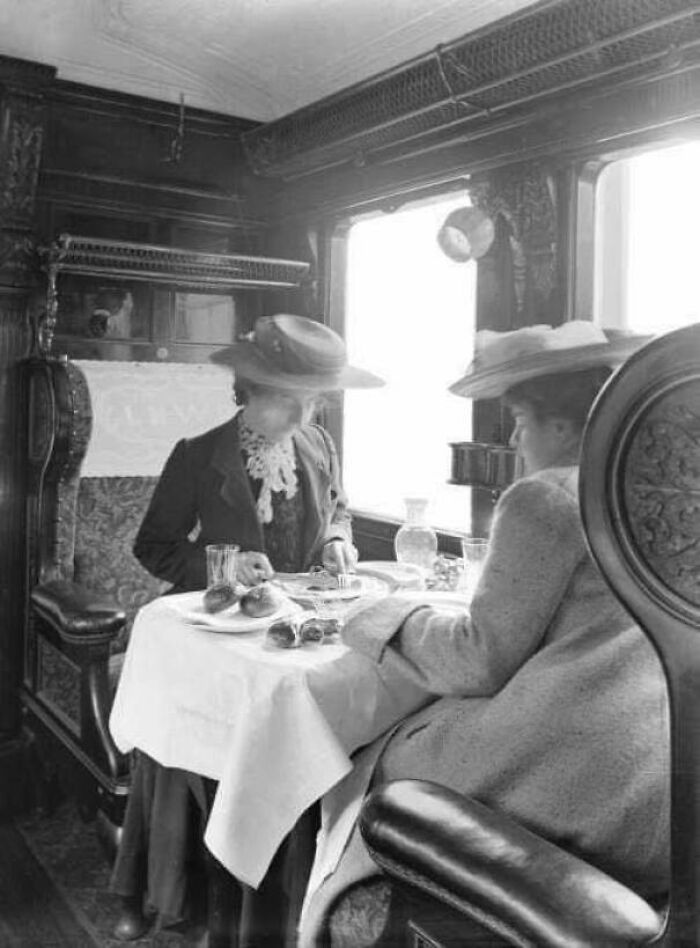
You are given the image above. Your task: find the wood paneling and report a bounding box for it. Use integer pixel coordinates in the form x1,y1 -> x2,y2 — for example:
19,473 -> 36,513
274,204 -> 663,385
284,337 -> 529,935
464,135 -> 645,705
0,57 -> 285,789
0,58 -> 55,745
37,79 -> 267,249
0,293 -> 31,740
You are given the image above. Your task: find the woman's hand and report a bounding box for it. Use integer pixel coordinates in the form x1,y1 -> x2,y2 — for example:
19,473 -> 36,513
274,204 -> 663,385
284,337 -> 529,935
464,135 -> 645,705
236,551 -> 274,586
322,539 -> 359,575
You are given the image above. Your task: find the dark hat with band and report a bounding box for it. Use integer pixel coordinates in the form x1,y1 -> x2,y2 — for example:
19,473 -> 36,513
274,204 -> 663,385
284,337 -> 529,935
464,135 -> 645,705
211,314 -> 384,391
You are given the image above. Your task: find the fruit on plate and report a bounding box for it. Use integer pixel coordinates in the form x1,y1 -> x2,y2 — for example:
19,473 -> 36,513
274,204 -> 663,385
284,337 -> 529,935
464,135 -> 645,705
306,569 -> 361,593
203,583 -> 240,614
240,582 -> 287,618
266,618 -> 300,649
306,569 -> 338,591
299,616 -> 341,644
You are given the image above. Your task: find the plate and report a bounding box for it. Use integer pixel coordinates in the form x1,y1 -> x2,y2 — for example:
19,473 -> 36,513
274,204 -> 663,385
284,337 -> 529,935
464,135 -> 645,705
355,561 -> 425,591
173,592 -> 302,634
272,571 -> 391,603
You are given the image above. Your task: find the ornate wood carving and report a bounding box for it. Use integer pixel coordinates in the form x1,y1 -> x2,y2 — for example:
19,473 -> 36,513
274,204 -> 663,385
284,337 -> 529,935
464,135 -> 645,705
37,637 -> 81,735
37,234 -> 310,355
0,57 -> 54,744
624,382 -> 700,609
0,99 -> 44,221
470,163 -> 558,322
0,232 -> 37,283
0,88 -> 46,288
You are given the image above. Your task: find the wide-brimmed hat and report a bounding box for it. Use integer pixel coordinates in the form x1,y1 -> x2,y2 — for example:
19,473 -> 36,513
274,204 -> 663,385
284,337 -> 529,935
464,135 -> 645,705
211,314 -> 384,391
449,320 -> 650,399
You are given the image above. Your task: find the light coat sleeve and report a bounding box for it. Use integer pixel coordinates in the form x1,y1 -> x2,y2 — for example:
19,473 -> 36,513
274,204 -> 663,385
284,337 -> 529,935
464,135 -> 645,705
342,476 -> 587,696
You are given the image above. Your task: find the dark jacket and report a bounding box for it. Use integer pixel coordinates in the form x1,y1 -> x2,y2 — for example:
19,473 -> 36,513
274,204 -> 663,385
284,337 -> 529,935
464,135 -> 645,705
134,416 -> 352,592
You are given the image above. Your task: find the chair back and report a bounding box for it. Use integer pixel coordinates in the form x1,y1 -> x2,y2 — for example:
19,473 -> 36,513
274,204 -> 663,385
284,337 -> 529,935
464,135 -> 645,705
25,355 -> 235,645
580,322 -> 700,946
25,358 -> 165,647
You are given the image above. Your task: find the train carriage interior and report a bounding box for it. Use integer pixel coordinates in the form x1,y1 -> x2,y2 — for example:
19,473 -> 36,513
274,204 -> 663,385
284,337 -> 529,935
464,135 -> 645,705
1,0 -> 700,946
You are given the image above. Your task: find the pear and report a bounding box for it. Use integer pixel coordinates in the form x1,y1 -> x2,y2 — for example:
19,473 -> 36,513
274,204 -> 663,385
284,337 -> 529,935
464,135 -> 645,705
266,619 -> 300,649
203,583 -> 239,614
239,582 -> 286,618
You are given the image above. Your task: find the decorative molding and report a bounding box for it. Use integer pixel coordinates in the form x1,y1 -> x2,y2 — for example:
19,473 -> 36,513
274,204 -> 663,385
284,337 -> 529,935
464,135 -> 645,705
37,168 -> 265,233
36,233 -> 310,354
0,231 -> 38,284
49,77 -> 257,137
44,234 -> 309,289
242,0 -> 700,178
1,110 -> 44,219
471,163 -> 558,316
0,55 -> 55,88
0,63 -> 51,297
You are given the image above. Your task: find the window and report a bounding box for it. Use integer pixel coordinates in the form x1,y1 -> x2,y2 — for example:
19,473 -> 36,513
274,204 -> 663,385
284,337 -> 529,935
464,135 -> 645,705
595,141 -> 700,335
343,193 -> 477,533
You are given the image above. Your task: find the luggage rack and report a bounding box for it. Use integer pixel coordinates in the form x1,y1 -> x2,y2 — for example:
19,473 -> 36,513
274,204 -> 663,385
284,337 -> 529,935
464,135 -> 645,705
37,234 -> 311,354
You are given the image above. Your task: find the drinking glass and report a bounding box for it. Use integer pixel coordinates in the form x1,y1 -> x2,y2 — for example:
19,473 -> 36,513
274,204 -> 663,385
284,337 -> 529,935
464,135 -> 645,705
205,544 -> 239,588
459,537 -> 489,599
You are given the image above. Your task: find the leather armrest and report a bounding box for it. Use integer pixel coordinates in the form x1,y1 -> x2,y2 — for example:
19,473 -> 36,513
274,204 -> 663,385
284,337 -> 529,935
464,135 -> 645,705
31,579 -> 126,646
359,780 -> 663,948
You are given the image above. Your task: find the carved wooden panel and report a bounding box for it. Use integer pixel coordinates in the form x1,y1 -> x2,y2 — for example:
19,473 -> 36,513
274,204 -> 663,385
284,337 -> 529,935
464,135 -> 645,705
0,292 -> 32,737
470,163 -> 558,323
37,637 -> 80,736
0,61 -> 54,742
0,98 -> 43,222
624,380 -> 700,610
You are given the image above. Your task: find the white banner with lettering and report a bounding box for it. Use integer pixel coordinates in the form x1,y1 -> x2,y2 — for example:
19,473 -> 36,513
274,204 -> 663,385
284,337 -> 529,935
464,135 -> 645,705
76,360 -> 235,477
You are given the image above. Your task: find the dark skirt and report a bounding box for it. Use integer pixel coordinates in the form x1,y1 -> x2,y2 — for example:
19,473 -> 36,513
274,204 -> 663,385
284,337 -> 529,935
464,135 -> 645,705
110,752 -> 209,926
111,752 -> 318,944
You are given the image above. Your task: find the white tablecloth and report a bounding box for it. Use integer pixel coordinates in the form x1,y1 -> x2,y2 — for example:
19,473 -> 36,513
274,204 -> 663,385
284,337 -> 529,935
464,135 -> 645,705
109,591 -> 430,888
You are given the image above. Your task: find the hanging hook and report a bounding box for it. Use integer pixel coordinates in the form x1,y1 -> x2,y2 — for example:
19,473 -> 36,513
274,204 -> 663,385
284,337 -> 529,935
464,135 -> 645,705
163,93 -> 186,164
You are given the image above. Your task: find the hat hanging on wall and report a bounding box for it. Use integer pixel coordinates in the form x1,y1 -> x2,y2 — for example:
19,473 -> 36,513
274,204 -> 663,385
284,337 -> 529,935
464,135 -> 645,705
437,206 -> 495,262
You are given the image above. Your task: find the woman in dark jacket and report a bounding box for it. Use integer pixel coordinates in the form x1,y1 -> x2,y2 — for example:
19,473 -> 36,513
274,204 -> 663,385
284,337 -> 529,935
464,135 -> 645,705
110,314 -> 383,940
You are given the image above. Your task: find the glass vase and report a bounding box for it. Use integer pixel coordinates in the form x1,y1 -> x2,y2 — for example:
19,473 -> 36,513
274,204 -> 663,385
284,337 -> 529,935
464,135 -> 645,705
394,498 -> 438,572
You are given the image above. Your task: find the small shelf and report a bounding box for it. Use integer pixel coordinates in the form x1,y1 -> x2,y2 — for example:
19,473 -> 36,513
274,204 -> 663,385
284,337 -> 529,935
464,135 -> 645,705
37,233 -> 311,355
44,234 -> 310,291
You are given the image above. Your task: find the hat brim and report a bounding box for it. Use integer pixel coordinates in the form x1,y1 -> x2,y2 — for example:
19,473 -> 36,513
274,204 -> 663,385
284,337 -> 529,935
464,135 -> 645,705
211,341 -> 384,391
449,336 -> 651,400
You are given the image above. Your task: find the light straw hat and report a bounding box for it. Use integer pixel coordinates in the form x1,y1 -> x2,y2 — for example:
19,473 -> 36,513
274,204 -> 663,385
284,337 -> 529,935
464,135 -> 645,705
449,320 -> 651,399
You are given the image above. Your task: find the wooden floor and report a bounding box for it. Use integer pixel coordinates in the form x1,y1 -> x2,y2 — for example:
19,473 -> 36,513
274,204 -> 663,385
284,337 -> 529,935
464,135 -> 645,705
0,821 -> 97,947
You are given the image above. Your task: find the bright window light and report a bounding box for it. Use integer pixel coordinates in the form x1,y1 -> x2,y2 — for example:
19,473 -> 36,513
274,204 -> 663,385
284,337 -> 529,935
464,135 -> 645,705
343,193 -> 477,533
595,141 -> 700,334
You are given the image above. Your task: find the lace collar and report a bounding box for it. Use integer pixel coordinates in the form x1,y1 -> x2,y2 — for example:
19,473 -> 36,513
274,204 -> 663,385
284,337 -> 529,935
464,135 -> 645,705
238,414 -> 298,524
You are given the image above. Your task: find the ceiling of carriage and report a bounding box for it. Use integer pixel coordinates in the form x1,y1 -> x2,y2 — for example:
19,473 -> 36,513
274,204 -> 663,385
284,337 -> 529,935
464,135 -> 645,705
0,0 -> 542,121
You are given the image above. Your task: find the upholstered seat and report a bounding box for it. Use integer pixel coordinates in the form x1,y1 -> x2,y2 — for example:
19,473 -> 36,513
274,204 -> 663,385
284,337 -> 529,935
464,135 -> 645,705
21,354 -> 233,854
74,475 -> 164,649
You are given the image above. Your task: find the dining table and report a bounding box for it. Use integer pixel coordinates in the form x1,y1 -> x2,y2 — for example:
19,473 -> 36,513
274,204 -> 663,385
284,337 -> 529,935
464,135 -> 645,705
108,563 -> 437,892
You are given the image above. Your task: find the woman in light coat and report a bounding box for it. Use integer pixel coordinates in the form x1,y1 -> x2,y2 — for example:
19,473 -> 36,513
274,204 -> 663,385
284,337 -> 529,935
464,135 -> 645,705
301,321 -> 669,947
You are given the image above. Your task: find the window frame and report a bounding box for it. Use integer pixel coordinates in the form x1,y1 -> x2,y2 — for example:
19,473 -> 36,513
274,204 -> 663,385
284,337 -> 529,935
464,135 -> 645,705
323,184 -> 477,558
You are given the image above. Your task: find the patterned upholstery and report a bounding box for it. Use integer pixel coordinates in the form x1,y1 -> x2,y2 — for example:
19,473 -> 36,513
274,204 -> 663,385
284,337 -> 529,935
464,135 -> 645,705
22,357 -> 190,841
73,476 -> 167,651
327,879 -> 392,948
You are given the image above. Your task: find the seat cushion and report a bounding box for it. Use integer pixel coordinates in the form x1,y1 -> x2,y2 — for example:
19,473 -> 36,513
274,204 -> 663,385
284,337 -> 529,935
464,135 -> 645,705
74,476 -> 167,651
